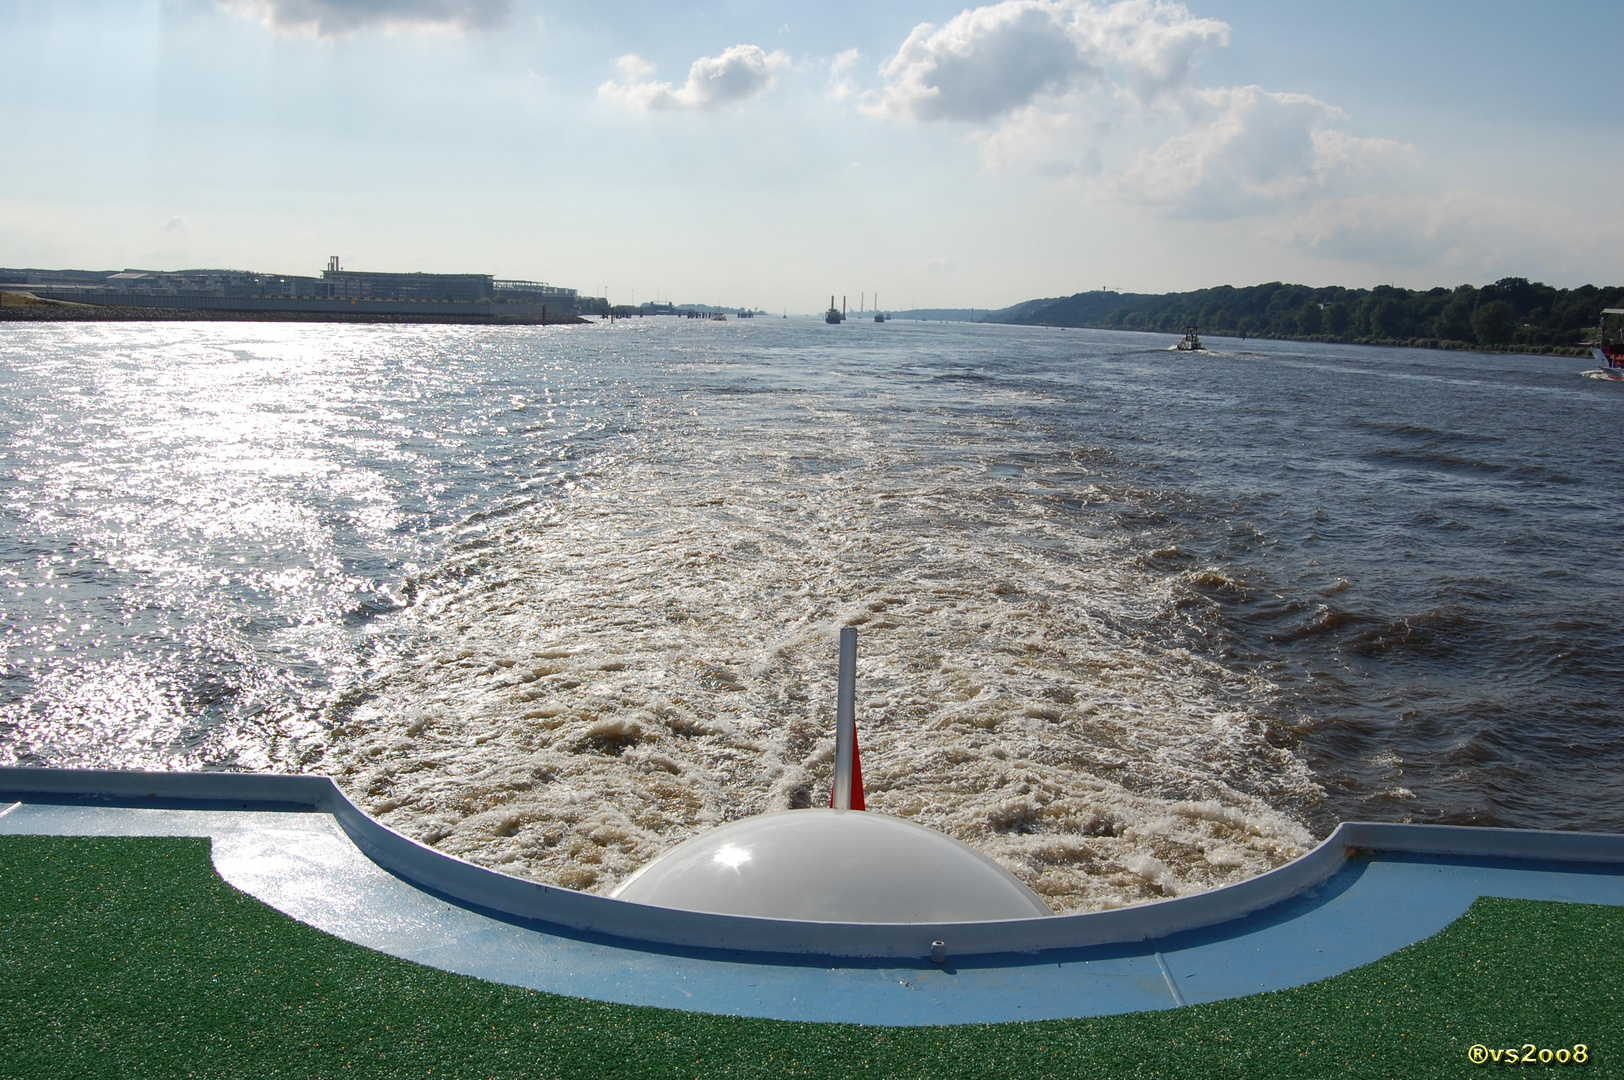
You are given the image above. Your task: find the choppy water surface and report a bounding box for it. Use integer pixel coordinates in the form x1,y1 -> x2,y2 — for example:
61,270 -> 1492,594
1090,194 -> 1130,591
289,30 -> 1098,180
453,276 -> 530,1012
3,319 -> 1620,912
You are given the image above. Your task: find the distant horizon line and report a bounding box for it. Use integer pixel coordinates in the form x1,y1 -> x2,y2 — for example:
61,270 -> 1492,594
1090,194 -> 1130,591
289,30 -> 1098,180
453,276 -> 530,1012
5,263 -> 1619,317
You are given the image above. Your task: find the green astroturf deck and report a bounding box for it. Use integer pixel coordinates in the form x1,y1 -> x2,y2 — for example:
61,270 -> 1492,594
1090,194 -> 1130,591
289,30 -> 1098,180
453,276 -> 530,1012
1,835 -> 1618,1079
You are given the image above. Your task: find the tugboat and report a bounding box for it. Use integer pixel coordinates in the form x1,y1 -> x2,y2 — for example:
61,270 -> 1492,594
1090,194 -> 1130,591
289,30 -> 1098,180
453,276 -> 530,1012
1583,308 -> 1624,381
1175,325 -> 1203,351
825,295 -> 844,324
874,295 -> 887,323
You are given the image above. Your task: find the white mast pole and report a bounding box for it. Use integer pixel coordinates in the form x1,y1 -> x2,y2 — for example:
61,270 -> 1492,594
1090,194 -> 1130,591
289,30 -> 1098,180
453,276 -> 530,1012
832,627 -> 857,810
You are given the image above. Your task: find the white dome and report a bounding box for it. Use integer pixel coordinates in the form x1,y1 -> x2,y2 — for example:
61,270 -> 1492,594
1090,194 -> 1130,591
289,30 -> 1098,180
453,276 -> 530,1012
611,809 -> 1053,923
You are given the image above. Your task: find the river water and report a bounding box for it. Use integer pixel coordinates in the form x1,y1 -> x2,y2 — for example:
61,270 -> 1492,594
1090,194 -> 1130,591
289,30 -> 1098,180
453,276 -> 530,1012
2,318 -> 1620,912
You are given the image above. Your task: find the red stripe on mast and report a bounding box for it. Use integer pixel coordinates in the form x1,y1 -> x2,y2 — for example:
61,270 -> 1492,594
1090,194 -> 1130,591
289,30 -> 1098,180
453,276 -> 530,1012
830,727 -> 866,811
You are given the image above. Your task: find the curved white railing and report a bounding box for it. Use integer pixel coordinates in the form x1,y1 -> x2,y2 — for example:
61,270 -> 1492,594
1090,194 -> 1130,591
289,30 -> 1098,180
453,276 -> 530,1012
3,766 -> 1621,960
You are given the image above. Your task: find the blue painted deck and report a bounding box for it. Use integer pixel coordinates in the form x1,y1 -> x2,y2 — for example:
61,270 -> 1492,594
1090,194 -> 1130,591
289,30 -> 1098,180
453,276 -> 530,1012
4,783 -> 1624,1026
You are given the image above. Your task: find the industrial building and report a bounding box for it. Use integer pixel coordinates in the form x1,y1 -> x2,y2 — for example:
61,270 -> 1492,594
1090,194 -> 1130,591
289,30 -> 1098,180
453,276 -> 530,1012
0,258 -> 581,312
319,256 -> 492,302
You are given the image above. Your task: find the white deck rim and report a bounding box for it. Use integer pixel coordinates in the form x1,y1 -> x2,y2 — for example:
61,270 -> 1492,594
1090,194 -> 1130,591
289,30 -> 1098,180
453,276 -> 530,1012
3,765 -> 1621,960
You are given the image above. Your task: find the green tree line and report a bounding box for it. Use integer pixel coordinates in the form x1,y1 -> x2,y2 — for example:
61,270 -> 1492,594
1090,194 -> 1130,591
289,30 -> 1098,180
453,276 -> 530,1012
992,278 -> 1623,354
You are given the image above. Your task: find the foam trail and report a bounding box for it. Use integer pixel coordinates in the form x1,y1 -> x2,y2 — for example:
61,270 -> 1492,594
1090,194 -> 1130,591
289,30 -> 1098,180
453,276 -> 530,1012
317,383 -> 1318,913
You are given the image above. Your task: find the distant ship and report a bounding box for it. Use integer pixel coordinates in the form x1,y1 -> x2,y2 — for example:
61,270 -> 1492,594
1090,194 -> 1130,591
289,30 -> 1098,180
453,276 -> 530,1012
1584,307 -> 1624,380
1175,325 -> 1203,351
825,295 -> 844,324
710,312 -> 727,321
874,294 -> 886,323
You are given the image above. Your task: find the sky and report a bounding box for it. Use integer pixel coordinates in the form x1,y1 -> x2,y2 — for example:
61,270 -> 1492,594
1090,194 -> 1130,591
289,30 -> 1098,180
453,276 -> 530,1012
2,0 -> 1620,310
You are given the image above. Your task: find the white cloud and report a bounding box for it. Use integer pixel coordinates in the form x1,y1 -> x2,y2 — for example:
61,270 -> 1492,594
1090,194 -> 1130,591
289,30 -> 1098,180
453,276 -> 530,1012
868,2 -> 1091,123
970,101 -> 1107,176
1277,190 -> 1596,274
599,45 -> 790,113
1114,86 -> 1420,218
865,0 -> 1226,123
827,48 -> 861,101
866,0 -> 1429,225
1310,127 -> 1419,181
1075,0 -> 1224,99
211,0 -> 510,37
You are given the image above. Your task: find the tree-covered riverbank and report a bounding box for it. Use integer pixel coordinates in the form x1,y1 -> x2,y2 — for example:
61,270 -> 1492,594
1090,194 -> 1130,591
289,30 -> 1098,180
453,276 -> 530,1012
990,278 -> 1622,356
